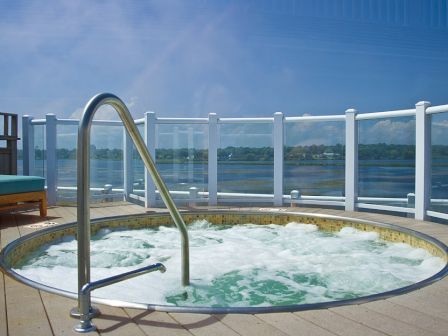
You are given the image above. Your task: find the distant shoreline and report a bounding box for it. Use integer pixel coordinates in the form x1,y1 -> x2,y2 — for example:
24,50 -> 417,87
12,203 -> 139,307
17,143 -> 448,163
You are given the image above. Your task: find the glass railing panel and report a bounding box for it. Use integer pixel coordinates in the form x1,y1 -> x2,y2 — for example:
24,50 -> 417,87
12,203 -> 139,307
358,116 -> 415,207
33,124 -> 46,178
155,124 -> 208,201
56,124 -> 77,201
284,121 -> 345,196
130,123 -> 145,197
430,112 -> 448,214
89,124 -> 124,192
218,123 -> 273,196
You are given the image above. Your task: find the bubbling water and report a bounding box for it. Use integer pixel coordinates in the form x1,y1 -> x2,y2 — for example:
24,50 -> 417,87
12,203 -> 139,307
16,221 -> 445,307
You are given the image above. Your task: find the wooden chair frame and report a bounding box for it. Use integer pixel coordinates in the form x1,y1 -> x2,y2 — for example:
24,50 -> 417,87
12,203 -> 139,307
0,191 -> 47,217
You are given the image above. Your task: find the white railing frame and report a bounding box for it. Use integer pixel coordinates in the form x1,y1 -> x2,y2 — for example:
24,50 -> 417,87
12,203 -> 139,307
22,115 -> 35,176
273,112 -> 284,206
145,112 -> 157,207
45,114 -> 57,205
345,108 -> 358,212
20,103 -> 448,222
208,113 -> 218,206
415,101 -> 432,220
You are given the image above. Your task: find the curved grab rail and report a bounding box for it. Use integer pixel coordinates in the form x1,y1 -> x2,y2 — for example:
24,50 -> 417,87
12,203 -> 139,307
76,93 -> 190,316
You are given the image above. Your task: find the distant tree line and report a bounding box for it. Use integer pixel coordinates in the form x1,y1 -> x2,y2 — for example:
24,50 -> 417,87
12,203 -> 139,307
17,143 -> 448,162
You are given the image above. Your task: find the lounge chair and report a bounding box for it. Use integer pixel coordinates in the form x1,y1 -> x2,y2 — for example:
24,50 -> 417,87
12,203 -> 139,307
0,175 -> 47,217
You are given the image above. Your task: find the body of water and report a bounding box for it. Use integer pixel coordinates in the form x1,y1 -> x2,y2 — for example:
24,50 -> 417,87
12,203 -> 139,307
18,159 -> 448,209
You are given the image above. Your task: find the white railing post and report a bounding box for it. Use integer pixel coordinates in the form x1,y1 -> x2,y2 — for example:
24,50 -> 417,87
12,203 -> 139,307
415,101 -> 431,220
208,113 -> 218,206
345,108 -> 358,211
22,115 -> 35,176
187,126 -> 194,183
273,112 -> 284,206
173,126 -> 180,183
145,112 -> 157,207
45,113 -> 57,205
123,128 -> 133,201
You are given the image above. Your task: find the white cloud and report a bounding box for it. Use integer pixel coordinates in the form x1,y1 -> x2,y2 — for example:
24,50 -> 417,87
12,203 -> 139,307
359,118 -> 415,145
286,121 -> 345,146
68,96 -> 139,120
432,119 -> 448,145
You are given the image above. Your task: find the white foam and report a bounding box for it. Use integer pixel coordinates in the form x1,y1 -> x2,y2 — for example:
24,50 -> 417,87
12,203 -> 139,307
15,221 -> 445,307
337,227 -> 379,240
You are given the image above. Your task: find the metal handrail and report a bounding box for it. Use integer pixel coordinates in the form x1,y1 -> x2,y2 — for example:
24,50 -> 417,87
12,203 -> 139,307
75,93 -> 190,330
75,263 -> 166,333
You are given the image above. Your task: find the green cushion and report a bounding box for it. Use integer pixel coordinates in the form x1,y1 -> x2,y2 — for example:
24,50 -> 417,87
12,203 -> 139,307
0,175 -> 46,195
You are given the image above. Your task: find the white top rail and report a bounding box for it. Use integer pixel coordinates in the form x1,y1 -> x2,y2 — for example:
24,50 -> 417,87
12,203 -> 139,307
218,117 -> 274,124
285,115 -> 345,122
156,117 -> 209,124
57,119 -> 124,126
356,108 -> 415,120
56,119 -> 78,125
27,103 -> 448,127
426,104 -> 448,114
30,118 -> 46,125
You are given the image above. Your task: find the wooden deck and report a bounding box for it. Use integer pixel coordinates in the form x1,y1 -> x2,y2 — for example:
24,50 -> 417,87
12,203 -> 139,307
1,203 -> 447,336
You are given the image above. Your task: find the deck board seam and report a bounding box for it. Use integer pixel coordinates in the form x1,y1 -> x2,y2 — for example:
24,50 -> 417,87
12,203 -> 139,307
169,313 -> 238,336
211,314 -> 257,336
255,312 -> 340,336
1,272 -> 9,336
122,307 -> 158,336
328,305 -> 443,336
383,296 -> 448,323
38,289 -> 55,336
386,295 -> 448,323
293,311 -> 384,336
328,308 -> 396,336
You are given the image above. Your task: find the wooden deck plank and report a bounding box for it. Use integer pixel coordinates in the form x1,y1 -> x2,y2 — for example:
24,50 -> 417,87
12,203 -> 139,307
330,305 -> 441,336
0,215 -> 20,249
4,277 -> 53,336
298,309 -> 388,336
93,304 -> 147,336
40,291 -> 98,336
364,299 -> 448,336
15,213 -> 44,237
169,313 -> 241,336
90,203 -> 143,219
0,273 -> 7,336
90,206 -> 118,219
1,205 -> 448,336
49,206 -> 76,224
45,205 -> 77,225
257,312 -> 337,336
387,287 -> 448,322
215,313 -> 289,336
125,308 -> 192,336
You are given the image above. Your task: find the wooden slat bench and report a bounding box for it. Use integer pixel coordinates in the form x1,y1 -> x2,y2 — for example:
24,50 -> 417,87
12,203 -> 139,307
0,175 -> 47,217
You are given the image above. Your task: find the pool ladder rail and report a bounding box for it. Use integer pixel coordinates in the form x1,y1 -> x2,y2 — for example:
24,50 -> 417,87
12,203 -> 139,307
73,93 -> 190,333
74,263 -> 166,333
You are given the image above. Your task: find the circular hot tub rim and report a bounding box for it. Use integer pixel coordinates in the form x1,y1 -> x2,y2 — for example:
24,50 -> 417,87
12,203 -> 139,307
1,210 -> 447,314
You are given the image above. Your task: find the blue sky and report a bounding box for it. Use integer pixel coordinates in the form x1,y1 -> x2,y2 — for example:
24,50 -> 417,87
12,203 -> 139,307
1,0 -> 447,121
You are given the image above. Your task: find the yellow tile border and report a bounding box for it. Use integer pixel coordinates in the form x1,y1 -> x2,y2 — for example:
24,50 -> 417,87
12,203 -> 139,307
4,211 -> 448,267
